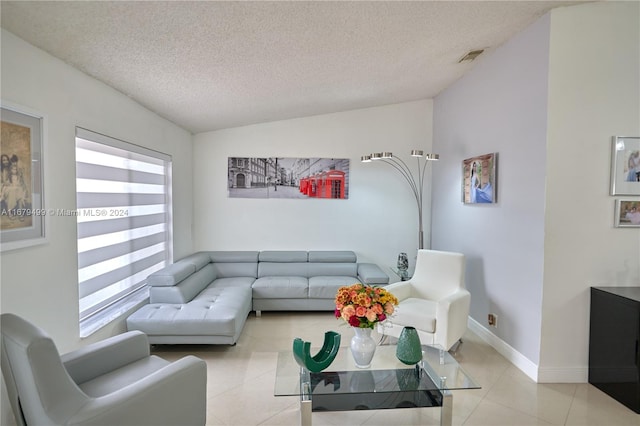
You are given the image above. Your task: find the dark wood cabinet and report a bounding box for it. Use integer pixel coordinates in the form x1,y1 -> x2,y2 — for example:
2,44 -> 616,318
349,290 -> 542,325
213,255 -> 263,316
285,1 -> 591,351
589,287 -> 640,413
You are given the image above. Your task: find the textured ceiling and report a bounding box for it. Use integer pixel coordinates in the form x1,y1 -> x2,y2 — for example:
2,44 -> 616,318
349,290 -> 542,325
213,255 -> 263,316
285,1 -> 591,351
1,1 -> 582,133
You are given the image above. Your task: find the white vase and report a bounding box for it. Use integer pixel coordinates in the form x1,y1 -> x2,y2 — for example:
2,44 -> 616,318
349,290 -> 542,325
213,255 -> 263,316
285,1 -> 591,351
350,327 -> 376,368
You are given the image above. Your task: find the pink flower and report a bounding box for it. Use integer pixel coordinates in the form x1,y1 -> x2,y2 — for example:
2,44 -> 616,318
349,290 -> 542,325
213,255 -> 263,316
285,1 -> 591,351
384,302 -> 395,315
342,305 -> 355,321
372,304 -> 383,315
365,309 -> 377,322
334,309 -> 341,318
355,306 -> 367,317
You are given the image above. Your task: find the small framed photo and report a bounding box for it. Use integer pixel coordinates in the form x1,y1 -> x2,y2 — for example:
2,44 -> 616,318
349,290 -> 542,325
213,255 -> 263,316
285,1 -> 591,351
610,136 -> 640,195
1,102 -> 46,251
614,200 -> 640,228
462,153 -> 497,204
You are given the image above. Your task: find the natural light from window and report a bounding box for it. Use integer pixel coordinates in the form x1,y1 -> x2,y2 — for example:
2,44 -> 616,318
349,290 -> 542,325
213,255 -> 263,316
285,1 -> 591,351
75,128 -> 172,337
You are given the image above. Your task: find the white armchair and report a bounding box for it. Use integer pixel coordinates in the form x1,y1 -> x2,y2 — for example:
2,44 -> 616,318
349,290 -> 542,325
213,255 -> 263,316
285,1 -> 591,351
1,313 -> 207,426
379,249 -> 470,351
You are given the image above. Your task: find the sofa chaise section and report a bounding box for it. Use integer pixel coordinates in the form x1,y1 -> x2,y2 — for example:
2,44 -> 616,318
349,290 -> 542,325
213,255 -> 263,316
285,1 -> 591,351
127,251 -> 257,344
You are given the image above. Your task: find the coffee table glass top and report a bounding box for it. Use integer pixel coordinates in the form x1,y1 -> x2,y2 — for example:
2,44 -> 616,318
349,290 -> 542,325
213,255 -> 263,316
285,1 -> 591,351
274,343 -> 480,397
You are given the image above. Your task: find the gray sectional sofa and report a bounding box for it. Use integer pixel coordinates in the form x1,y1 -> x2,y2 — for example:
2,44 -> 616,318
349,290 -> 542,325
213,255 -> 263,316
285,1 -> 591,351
126,250 -> 389,345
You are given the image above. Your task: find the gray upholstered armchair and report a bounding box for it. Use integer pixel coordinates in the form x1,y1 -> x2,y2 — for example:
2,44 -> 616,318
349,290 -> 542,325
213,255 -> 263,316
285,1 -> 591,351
1,313 -> 207,426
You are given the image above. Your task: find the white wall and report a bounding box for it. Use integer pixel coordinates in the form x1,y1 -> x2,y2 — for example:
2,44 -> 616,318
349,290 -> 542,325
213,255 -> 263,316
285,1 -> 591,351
193,100 -> 433,270
432,12 -> 550,369
0,29 -> 193,357
432,1 -> 640,382
539,2 -> 640,382
0,29 -> 194,424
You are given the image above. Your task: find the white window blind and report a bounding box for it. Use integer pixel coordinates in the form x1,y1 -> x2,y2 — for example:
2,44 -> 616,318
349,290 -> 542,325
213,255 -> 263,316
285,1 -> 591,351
76,128 -> 172,336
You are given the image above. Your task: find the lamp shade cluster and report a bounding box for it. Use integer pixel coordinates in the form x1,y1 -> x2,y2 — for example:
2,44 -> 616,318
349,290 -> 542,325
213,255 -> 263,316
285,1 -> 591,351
361,151 -> 439,162
361,150 -> 438,249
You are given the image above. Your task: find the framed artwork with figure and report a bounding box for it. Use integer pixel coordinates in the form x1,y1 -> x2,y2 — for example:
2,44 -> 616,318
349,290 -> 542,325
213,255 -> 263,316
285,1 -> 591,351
462,153 -> 497,204
1,102 -> 46,251
610,136 -> 640,195
615,200 -> 640,228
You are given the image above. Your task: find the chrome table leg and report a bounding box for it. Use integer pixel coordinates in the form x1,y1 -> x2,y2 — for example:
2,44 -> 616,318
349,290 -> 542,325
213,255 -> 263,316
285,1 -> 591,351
440,389 -> 453,426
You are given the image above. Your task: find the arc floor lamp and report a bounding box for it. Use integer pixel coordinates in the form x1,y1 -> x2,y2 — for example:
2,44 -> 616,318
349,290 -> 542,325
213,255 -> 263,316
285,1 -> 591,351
361,150 -> 438,249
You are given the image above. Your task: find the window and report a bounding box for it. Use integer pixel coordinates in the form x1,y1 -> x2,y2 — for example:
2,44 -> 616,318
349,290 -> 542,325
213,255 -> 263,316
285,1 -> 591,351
75,128 -> 173,337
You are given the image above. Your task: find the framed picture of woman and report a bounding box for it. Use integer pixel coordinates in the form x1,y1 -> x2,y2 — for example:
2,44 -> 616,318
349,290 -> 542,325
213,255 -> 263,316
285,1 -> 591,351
462,153 -> 497,204
611,136 -> 640,195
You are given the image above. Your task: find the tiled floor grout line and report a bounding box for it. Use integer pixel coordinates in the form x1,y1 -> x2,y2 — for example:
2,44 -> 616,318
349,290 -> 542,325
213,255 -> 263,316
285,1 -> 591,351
460,357 -> 509,426
561,383 -> 581,426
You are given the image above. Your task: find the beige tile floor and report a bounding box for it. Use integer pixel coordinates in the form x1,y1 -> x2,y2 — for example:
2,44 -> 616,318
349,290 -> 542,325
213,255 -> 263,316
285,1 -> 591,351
152,312 -> 640,426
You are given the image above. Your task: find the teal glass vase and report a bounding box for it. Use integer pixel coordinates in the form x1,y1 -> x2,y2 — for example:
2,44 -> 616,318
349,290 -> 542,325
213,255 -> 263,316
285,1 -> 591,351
396,326 -> 422,365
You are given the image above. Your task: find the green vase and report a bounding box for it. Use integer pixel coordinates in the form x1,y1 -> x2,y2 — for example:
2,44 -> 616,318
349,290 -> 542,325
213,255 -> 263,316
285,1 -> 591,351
396,326 -> 422,365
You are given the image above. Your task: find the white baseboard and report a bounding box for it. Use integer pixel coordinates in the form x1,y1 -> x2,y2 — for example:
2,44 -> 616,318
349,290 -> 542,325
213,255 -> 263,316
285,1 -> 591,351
467,317 -> 539,382
467,317 -> 588,383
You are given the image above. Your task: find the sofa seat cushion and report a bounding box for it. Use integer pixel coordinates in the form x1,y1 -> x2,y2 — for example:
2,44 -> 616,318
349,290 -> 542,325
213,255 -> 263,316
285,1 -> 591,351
127,286 -> 251,337
210,277 -> 255,289
390,298 -> 436,333
308,276 -> 362,298
252,276 -> 308,299
77,355 -> 169,397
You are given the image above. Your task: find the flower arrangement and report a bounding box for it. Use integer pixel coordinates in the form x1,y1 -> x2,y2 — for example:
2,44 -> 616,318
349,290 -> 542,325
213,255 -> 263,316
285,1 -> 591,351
334,283 -> 399,329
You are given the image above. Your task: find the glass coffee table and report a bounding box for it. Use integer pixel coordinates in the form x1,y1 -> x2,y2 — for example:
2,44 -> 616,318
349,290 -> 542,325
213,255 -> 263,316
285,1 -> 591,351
275,343 -> 480,426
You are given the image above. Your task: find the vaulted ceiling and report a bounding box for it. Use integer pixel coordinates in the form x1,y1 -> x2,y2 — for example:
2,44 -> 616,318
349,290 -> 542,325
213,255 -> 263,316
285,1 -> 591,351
1,1 -> 582,133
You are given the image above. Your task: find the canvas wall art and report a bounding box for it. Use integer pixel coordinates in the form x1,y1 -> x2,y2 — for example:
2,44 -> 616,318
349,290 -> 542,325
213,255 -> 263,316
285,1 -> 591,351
228,157 -> 349,199
462,153 -> 497,204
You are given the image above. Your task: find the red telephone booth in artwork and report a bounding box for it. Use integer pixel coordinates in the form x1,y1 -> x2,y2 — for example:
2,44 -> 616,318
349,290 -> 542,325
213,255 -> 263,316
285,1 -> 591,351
318,170 -> 345,199
299,178 -> 308,195
315,172 -> 327,198
308,175 -> 318,197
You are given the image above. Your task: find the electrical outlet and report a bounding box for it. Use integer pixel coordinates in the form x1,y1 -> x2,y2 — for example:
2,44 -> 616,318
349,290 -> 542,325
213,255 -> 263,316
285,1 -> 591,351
488,313 -> 498,327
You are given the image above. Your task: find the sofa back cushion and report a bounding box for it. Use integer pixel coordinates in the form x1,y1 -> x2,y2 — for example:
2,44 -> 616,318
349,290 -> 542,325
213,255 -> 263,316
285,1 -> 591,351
186,252 -> 215,271
258,251 -> 308,277
308,262 -> 358,277
208,251 -> 260,263
147,262 -> 196,287
150,264 -> 217,303
208,251 -> 259,278
258,262 -> 309,277
308,251 -> 356,263
146,251 -> 214,287
259,251 -> 308,262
